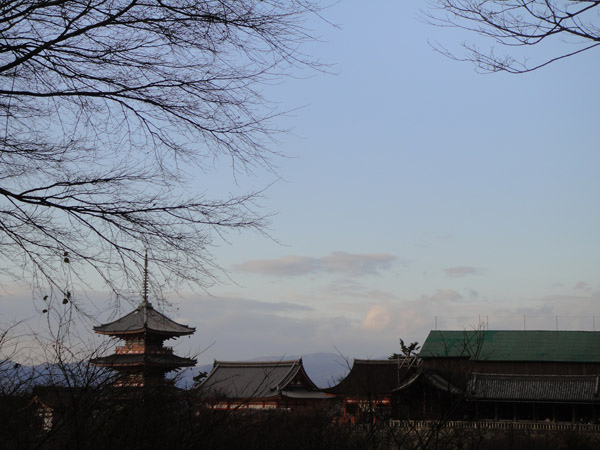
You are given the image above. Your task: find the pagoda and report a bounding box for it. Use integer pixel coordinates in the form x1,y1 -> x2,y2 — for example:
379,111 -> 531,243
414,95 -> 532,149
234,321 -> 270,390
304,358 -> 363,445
91,256 -> 196,387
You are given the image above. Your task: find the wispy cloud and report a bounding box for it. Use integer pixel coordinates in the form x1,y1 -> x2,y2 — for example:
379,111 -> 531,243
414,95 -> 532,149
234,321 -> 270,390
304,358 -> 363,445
194,297 -> 313,314
427,289 -> 463,302
435,289 -> 463,302
175,288 -> 600,365
444,266 -> 483,278
233,252 -> 397,277
574,281 -> 591,292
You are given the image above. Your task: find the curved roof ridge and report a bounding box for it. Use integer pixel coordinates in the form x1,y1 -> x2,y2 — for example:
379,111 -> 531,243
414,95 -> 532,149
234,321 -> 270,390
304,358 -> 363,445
276,360 -> 320,391
325,358 -> 408,395
394,369 -> 422,391
353,358 -> 399,365
212,359 -> 301,367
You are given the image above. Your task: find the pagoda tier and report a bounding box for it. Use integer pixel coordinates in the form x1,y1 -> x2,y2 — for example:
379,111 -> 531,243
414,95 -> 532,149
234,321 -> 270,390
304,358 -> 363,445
94,300 -> 195,337
92,352 -> 196,368
91,299 -> 196,387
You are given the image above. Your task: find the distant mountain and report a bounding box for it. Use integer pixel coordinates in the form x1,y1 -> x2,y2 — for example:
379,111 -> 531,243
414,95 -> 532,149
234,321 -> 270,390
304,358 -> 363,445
3,352 -> 354,390
177,352 -> 352,389
0,360 -> 113,391
295,352 -> 353,388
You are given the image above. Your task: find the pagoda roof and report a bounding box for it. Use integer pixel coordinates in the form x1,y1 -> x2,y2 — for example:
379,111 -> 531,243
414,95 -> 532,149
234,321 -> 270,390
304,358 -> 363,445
90,353 -> 196,369
197,359 -> 330,400
94,301 -> 195,336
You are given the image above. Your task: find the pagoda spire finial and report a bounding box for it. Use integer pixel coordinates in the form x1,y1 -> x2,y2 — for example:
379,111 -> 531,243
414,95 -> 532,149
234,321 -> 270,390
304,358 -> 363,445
142,250 -> 150,307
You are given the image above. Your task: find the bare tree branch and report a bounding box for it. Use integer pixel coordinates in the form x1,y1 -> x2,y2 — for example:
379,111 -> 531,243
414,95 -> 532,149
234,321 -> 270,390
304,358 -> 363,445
424,0 -> 600,72
0,1 -> 325,301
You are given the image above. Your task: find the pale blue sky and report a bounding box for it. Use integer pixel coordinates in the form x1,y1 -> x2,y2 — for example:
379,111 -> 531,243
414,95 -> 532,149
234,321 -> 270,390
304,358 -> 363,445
2,2 -> 599,365
181,2 -> 599,363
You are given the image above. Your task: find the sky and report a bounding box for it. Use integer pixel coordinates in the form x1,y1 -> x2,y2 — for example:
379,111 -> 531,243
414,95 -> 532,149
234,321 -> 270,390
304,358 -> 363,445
2,2 -> 599,366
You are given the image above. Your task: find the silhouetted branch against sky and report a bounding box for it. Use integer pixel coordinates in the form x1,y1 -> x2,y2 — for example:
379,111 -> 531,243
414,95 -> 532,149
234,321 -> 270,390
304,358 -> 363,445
424,1 -> 600,73
0,1 -> 325,301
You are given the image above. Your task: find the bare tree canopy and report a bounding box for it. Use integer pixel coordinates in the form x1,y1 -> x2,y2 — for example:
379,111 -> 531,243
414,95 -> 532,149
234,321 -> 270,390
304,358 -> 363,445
425,1 -> 600,73
0,0 -> 323,302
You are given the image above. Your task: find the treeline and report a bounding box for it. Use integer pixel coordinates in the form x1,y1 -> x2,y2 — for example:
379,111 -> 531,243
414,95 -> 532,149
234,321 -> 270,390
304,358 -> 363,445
3,385 -> 600,450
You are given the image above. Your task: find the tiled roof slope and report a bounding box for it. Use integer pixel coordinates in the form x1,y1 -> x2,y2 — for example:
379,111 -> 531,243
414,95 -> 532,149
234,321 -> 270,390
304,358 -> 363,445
198,359 -> 325,399
394,368 -> 462,395
326,359 -> 407,395
419,330 -> 600,362
94,302 -> 195,336
468,373 -> 600,402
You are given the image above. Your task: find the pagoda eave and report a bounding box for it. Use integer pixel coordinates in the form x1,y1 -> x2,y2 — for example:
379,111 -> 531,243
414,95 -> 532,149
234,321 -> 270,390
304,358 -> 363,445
91,354 -> 196,368
92,361 -> 196,369
93,328 -> 194,337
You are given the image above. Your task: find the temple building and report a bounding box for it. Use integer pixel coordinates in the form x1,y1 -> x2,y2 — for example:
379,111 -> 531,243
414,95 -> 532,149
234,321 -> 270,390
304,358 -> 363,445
91,258 -> 196,387
394,330 -> 600,423
326,358 -> 416,422
197,359 -> 333,410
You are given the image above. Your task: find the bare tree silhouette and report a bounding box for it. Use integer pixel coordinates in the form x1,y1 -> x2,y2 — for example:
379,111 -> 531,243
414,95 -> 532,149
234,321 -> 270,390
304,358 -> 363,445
0,0 -> 325,300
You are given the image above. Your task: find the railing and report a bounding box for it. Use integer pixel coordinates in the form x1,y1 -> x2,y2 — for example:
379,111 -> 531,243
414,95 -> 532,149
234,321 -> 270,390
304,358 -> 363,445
389,420 -> 600,433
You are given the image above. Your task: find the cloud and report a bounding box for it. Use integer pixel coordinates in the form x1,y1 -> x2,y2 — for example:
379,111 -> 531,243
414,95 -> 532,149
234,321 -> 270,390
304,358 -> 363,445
181,295 -> 400,364
233,251 -> 397,277
361,305 -> 391,331
574,281 -> 591,292
323,277 -> 367,297
138,295 -> 315,333
233,255 -> 318,276
429,289 -> 463,303
444,266 -> 483,278
193,297 -> 313,314
320,252 -> 396,275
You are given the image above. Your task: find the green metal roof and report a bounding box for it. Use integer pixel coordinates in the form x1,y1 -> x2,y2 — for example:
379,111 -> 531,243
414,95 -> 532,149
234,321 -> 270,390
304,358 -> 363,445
419,330 -> 600,362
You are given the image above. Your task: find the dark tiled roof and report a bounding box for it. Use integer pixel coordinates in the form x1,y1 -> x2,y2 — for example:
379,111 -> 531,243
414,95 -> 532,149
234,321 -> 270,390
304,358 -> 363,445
90,353 -> 196,368
419,330 -> 600,362
326,359 -> 409,395
94,301 -> 195,336
394,368 -> 462,395
197,359 -> 325,399
467,373 -> 600,403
